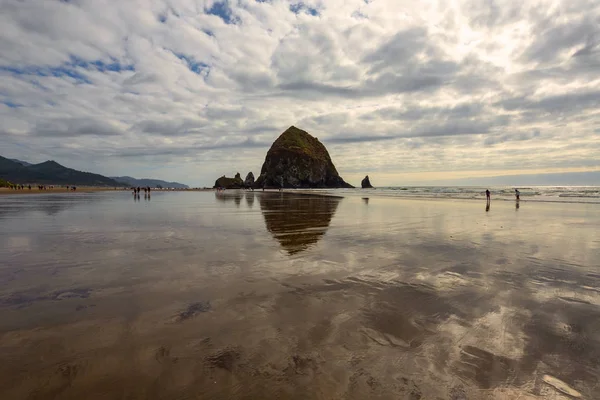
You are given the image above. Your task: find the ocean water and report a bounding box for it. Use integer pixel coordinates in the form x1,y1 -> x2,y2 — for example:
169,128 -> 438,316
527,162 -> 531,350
0,191 -> 599,399
310,185 -> 600,204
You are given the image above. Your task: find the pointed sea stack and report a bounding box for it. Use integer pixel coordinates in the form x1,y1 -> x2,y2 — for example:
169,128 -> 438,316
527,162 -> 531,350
244,172 -> 255,188
361,175 -> 374,188
254,126 -> 353,189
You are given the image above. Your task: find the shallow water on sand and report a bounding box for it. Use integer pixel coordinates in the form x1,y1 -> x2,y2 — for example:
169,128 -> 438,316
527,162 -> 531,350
0,191 -> 599,399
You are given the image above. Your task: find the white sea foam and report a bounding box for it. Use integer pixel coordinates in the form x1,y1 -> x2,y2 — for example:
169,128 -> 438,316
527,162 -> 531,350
302,186 -> 600,204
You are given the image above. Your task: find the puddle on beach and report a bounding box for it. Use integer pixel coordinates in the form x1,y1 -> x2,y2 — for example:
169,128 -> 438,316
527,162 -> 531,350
0,191 -> 599,399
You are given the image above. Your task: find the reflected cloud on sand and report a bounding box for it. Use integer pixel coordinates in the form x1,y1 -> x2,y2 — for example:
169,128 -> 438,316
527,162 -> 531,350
259,193 -> 341,254
0,194 -> 100,218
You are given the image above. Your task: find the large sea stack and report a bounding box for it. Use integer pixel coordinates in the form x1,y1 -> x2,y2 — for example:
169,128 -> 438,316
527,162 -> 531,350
361,175 -> 374,188
254,126 -> 353,189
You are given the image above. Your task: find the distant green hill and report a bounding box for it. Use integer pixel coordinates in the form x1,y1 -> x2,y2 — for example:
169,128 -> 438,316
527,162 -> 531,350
0,156 -> 126,187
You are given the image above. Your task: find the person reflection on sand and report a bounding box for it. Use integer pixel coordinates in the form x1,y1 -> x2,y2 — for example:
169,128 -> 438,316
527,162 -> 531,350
259,193 -> 341,255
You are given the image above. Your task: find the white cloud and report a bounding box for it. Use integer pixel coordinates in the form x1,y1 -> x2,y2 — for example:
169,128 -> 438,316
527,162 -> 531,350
0,0 -> 599,186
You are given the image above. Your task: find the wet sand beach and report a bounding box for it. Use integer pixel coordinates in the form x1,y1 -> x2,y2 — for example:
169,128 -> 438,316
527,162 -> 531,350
0,191 -> 599,399
0,187 -> 120,195
0,187 -> 214,195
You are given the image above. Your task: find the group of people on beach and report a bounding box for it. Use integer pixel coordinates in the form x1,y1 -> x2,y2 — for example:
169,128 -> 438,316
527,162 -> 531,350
7,184 -> 77,191
132,186 -> 151,196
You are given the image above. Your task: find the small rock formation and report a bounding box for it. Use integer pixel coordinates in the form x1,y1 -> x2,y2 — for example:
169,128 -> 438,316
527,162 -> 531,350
361,175 -> 374,188
254,126 -> 353,189
244,172 -> 255,188
214,173 -> 244,189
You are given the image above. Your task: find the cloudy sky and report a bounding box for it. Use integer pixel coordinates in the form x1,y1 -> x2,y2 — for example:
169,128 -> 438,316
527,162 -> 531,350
1,0 -> 599,186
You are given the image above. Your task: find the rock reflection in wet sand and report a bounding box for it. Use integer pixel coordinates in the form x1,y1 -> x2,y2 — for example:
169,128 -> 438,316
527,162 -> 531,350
259,192 -> 341,254
0,192 -> 599,399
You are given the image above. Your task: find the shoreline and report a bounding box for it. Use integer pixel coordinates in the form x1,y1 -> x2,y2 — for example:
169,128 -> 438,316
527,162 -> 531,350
0,187 -> 214,195
1,187 -> 597,205
285,188 -> 600,205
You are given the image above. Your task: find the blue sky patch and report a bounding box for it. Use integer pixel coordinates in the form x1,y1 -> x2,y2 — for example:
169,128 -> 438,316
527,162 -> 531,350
173,53 -> 210,76
0,65 -> 91,84
205,2 -> 239,24
1,100 -> 22,108
68,56 -> 135,73
0,57 -> 135,85
290,3 -> 320,16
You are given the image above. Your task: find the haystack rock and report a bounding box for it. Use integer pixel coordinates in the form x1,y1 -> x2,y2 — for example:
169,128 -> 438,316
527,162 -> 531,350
244,172 -> 255,188
214,173 -> 244,189
361,175 -> 374,188
254,126 -> 353,189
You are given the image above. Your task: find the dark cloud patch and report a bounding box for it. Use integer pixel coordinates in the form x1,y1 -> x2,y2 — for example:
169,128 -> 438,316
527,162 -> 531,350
241,125 -> 281,135
31,118 -> 123,137
272,26 -> 456,99
122,72 -> 160,87
497,90 -> 600,114
277,74 -> 447,98
325,134 -> 396,144
114,137 -> 268,158
326,118 -> 505,144
133,119 -> 208,136
520,16 -> 599,65
278,81 -> 356,97
303,112 -> 350,126
466,0 -> 516,28
133,118 -> 278,139
483,129 -> 541,146
365,103 -> 485,122
450,56 -> 506,93
365,73 -> 447,95
361,28 -> 459,93
415,119 -> 503,137
228,69 -> 275,91
204,105 -> 256,120
362,28 -> 430,73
